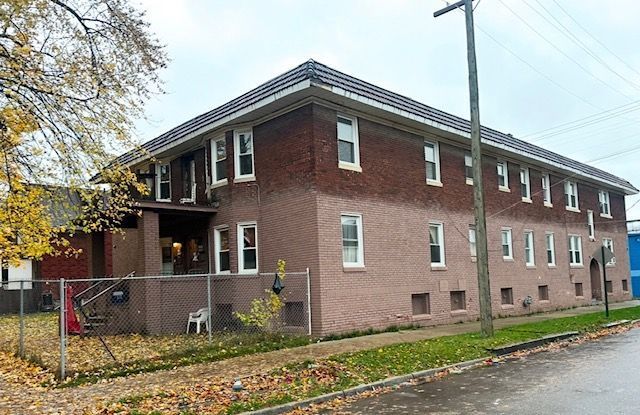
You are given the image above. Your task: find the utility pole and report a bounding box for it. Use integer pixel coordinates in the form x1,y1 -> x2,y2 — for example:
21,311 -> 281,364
434,0 -> 494,336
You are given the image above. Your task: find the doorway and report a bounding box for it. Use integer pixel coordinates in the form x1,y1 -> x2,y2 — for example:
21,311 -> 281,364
590,258 -> 602,301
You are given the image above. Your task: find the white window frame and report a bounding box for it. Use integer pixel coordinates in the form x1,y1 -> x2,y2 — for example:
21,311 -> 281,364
520,167 -> 531,202
337,114 -> 361,172
599,190 -> 611,217
341,214 -> 364,268
501,228 -> 513,260
214,226 -> 230,274
234,129 -> 255,182
568,235 -> 583,266
468,226 -> 477,259
237,222 -> 258,274
524,230 -> 535,267
564,180 -> 579,211
429,222 -> 446,267
211,136 -> 228,187
424,140 -> 441,185
545,232 -> 556,267
156,162 -> 171,202
464,153 -> 473,185
497,160 -> 509,191
603,237 -> 615,266
587,210 -> 595,240
542,173 -> 552,207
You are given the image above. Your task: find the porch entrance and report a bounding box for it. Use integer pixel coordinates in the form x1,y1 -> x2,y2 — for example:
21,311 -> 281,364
159,213 -> 210,275
590,258 -> 602,301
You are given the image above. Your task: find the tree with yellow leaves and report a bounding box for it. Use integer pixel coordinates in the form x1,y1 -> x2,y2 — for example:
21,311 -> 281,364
0,0 -> 166,266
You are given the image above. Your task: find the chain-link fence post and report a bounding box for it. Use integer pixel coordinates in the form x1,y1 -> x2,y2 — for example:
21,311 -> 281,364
306,267 -> 312,336
59,278 -> 66,380
19,280 -> 24,358
207,273 -> 212,344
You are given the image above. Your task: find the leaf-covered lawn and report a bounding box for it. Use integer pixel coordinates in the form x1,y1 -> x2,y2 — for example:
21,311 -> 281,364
94,306 -> 640,415
0,312 -> 310,386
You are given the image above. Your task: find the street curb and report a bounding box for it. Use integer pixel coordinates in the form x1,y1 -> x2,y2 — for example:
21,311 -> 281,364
488,331 -> 579,356
240,357 -> 488,415
602,319 -> 630,328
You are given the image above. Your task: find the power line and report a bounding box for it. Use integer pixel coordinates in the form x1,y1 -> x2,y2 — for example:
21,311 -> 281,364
496,0 -> 635,101
550,0 -> 640,80
523,0 -> 640,92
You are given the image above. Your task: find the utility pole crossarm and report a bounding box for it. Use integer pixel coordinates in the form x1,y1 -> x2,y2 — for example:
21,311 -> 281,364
434,0 -> 494,337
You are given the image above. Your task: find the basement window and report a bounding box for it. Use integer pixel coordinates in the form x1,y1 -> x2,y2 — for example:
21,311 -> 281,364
450,291 -> 466,311
412,293 -> 431,315
538,285 -> 549,301
501,288 -> 514,305
575,283 -> 583,297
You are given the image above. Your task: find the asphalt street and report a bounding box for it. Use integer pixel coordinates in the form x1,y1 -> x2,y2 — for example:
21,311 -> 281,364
332,328 -> 640,414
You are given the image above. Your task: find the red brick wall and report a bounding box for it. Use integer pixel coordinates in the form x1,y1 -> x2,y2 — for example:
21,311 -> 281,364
40,233 -> 91,279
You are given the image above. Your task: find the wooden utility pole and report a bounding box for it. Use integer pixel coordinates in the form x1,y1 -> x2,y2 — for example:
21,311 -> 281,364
434,0 -> 494,336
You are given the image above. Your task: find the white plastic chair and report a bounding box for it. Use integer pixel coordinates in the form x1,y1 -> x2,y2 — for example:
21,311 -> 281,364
186,307 -> 209,334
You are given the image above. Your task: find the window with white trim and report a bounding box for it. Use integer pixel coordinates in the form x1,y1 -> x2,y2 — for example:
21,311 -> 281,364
497,160 -> 508,190
564,180 -> 579,210
542,173 -> 551,204
341,214 -> 364,267
464,153 -> 473,182
568,235 -> 583,266
520,167 -> 531,200
337,115 -> 360,169
156,163 -> 171,201
234,129 -> 255,180
603,237 -> 614,265
599,190 -> 611,216
545,232 -> 556,266
468,226 -> 477,259
237,223 -> 258,273
214,227 -> 230,273
587,210 -> 595,240
501,228 -> 513,260
524,231 -> 535,266
429,222 -> 445,266
212,137 -> 227,185
424,140 -> 440,183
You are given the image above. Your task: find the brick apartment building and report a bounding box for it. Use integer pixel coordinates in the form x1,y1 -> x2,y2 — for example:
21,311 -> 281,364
41,60 -> 636,335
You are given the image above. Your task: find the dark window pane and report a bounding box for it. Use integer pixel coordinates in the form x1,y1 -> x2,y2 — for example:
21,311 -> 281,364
426,162 -> 436,180
240,134 -> 251,153
240,154 -> 253,175
160,183 -> 170,199
430,246 -> 441,263
220,252 -> 230,272
243,249 -> 256,270
216,140 -> 226,160
220,230 -> 229,250
243,227 -> 256,248
216,159 -> 227,180
338,140 -> 355,163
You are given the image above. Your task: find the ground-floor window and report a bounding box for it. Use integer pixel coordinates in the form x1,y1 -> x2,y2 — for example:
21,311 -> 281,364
214,227 -> 230,273
237,222 -> 258,273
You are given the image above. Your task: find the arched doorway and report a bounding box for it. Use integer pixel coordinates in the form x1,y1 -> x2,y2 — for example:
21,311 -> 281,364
590,258 -> 602,301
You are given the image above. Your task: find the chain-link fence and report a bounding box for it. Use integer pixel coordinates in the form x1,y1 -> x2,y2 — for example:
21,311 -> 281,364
0,270 -> 310,381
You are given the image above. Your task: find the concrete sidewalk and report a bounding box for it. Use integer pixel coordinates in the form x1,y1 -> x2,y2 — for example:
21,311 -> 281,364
2,300 -> 638,414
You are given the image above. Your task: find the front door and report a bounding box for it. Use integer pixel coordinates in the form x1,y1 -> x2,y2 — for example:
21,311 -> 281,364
160,237 -> 174,275
590,258 -> 602,301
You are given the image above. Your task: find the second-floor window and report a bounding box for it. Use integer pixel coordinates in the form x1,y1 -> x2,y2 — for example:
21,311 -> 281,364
212,137 -> 227,185
234,129 -> 255,180
542,173 -> 551,205
599,190 -> 611,216
587,210 -> 595,240
603,237 -> 615,265
497,160 -> 508,190
565,180 -> 579,210
337,114 -> 360,170
182,157 -> 196,202
468,226 -> 477,259
424,140 -> 440,183
520,167 -> 531,200
156,163 -> 171,201
464,153 -> 473,183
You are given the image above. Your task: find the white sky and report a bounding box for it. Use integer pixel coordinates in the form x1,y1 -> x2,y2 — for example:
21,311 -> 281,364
134,0 -> 640,221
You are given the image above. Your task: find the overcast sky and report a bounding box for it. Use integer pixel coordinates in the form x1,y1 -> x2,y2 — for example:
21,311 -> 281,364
134,0 -> 640,221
